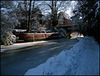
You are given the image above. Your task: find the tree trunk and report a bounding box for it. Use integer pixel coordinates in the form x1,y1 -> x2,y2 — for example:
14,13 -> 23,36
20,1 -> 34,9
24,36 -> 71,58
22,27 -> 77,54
51,0 -> 58,29
27,0 -> 32,33
24,0 -> 28,30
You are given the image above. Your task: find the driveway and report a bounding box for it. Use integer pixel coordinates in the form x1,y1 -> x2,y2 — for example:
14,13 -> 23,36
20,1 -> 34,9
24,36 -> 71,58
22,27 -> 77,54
1,38 -> 78,75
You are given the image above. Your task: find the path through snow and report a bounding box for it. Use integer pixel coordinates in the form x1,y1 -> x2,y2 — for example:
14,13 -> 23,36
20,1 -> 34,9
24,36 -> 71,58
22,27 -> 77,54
25,36 -> 99,75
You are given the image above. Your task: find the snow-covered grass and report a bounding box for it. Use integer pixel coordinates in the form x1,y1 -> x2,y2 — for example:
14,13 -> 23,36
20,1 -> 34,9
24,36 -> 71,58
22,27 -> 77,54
25,36 -> 99,75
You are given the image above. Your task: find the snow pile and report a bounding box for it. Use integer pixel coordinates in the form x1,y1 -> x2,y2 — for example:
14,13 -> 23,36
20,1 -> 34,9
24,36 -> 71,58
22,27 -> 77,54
25,36 -> 99,75
70,32 -> 84,39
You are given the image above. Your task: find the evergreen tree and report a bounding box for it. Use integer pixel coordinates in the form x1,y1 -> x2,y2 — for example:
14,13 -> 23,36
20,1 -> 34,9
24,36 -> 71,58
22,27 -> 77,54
72,0 -> 100,43
1,1 -> 20,45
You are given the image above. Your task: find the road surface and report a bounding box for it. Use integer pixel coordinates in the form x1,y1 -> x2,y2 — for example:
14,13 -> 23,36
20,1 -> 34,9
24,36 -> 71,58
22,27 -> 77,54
1,38 -> 78,75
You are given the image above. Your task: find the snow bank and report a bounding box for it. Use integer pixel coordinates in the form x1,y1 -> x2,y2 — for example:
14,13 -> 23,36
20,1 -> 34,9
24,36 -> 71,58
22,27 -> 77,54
25,36 -> 99,75
70,32 -> 84,39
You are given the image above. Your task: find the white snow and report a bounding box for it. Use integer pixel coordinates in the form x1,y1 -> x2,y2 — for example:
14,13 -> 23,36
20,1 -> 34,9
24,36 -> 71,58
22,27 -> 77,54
1,41 -> 53,52
14,29 -> 26,32
70,32 -> 84,39
25,36 -> 99,75
95,1 -> 99,17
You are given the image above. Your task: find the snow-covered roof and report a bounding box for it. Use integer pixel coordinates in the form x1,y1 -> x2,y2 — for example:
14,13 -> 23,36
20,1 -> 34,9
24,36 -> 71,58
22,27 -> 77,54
14,29 -> 26,32
59,25 -> 72,27
42,16 -> 47,21
59,19 -> 64,21
42,15 -> 51,21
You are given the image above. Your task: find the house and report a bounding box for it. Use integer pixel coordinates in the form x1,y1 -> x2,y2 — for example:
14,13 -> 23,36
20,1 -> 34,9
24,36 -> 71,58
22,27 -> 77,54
71,14 -> 82,31
58,12 -> 73,31
42,12 -> 73,32
42,15 -> 52,29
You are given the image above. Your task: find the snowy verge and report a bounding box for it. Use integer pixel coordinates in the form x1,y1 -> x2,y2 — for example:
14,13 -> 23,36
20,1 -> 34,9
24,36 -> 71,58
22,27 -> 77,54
1,41 -> 53,52
25,36 -> 99,75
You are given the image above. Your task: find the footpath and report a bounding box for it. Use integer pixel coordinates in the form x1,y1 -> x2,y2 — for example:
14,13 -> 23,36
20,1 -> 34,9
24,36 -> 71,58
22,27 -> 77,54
1,40 -> 55,53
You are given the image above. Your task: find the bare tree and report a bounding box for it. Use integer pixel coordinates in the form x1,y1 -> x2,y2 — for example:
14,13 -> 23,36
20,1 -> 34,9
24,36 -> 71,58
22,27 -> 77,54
27,0 -> 32,33
39,0 -> 71,30
24,0 -> 28,30
15,0 -> 43,33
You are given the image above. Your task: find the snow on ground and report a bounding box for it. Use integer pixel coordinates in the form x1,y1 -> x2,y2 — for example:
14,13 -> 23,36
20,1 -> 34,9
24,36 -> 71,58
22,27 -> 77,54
25,36 -> 99,75
1,41 -> 50,52
70,32 -> 84,39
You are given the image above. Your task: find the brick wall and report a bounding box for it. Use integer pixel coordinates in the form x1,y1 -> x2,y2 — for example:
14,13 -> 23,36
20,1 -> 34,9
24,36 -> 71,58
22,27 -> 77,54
19,33 -> 60,41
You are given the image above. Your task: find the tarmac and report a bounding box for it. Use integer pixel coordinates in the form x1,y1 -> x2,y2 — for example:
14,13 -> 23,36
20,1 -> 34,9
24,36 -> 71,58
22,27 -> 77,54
1,38 -> 79,75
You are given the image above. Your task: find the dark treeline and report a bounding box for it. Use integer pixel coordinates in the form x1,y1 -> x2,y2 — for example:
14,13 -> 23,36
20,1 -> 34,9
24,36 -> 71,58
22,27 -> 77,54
73,0 -> 100,44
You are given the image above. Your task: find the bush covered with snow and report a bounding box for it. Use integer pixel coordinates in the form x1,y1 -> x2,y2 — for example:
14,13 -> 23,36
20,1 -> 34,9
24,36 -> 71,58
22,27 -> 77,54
25,36 -> 99,75
1,1 -> 19,45
1,32 -> 16,46
56,28 -> 67,38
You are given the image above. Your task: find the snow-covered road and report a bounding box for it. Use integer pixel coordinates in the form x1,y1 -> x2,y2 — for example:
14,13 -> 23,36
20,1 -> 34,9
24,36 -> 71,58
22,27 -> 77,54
25,36 -> 99,75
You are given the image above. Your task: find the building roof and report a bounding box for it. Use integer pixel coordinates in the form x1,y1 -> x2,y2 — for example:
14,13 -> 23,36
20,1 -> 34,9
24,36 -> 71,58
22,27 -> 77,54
58,25 -> 72,27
